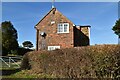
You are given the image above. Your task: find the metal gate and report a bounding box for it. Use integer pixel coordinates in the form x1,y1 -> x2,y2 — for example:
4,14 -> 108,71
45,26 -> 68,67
0,56 -> 22,68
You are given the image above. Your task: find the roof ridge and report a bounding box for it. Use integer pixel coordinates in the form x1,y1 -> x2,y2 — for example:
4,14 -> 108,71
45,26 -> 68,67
35,8 -> 56,28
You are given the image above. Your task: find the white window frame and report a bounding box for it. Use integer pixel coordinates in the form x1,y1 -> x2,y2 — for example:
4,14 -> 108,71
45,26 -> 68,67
48,46 -> 60,51
57,23 -> 69,33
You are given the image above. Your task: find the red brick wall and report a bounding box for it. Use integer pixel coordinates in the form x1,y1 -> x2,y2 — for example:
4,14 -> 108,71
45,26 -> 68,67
36,8 -> 74,50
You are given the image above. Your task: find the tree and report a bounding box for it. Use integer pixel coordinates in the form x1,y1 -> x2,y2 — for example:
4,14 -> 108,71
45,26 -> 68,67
2,21 -> 19,56
112,19 -> 120,44
0,27 -> 2,56
17,46 -> 33,56
22,41 -> 33,49
112,19 -> 120,37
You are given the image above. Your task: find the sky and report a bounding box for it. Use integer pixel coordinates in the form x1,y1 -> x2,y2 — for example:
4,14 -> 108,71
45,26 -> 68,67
2,2 -> 119,48
1,0 -> 120,2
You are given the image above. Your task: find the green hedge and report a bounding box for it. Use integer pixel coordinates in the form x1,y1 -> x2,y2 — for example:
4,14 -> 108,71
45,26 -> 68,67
21,45 -> 120,78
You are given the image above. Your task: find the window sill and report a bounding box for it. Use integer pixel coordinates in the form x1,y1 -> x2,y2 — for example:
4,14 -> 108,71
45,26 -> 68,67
57,32 -> 69,34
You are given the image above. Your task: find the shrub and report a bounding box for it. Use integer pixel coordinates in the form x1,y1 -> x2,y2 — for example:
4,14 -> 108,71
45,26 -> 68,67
21,44 -> 120,78
21,53 -> 31,70
17,47 -> 33,56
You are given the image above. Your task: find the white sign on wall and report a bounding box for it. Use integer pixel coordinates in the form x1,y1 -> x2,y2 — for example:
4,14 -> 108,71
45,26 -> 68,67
48,46 -> 60,51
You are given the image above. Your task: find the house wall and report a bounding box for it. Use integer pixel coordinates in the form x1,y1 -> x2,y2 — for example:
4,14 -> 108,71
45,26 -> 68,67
36,8 -> 74,50
74,26 -> 90,47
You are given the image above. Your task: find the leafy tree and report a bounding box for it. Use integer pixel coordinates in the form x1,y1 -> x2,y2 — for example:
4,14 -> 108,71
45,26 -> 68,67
22,41 -> 33,49
17,46 -> 33,56
0,27 -> 2,56
112,19 -> 120,38
2,21 -> 18,56
112,19 -> 120,44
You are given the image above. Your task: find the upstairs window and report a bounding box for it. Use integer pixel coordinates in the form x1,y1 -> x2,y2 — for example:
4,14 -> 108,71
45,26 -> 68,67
57,23 -> 69,33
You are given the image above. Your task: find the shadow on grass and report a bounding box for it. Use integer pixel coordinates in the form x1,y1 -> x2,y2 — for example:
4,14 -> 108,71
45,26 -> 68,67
0,68 -> 21,76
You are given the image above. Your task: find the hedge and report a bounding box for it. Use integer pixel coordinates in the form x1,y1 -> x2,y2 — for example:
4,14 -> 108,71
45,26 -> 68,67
21,45 -> 120,78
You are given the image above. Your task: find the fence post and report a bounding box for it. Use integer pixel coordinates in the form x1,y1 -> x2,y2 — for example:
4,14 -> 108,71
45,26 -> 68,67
9,57 -> 11,67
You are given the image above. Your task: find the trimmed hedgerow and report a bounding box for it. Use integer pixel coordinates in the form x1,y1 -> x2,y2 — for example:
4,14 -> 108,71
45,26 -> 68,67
21,45 -> 120,78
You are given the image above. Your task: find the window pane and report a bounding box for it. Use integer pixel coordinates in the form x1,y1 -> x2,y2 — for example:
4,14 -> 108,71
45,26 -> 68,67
60,26 -> 63,32
58,24 -> 63,32
64,24 -> 68,32
57,25 -> 60,32
64,26 -> 67,32
64,24 -> 68,26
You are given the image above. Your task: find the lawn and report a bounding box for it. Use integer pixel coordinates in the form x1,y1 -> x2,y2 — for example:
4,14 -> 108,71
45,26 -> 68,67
0,55 -> 54,78
1,70 -> 55,78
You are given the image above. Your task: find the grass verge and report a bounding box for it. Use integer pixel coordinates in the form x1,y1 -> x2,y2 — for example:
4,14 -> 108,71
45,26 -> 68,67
1,70 -> 55,78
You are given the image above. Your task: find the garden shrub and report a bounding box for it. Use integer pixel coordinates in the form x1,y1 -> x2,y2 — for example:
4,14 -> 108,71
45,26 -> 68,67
21,53 -> 31,70
17,47 -> 33,56
21,44 -> 120,78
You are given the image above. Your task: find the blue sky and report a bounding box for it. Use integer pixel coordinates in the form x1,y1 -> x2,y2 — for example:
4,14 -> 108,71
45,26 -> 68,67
2,2 -> 119,48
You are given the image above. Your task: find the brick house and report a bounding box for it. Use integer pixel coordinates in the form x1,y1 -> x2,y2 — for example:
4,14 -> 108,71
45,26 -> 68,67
35,7 -> 91,51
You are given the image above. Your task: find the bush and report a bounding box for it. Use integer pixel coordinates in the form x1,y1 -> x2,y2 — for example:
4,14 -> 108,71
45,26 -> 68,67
21,53 -> 31,70
17,47 -> 33,56
21,44 -> 120,78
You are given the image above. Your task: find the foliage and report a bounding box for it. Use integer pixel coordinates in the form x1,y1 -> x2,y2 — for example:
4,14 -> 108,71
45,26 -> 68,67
1,70 -> 56,78
2,21 -> 19,56
21,45 -> 120,78
112,19 -> 120,37
21,53 -> 31,70
22,41 -> 33,49
0,27 -> 2,56
17,46 -> 33,56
